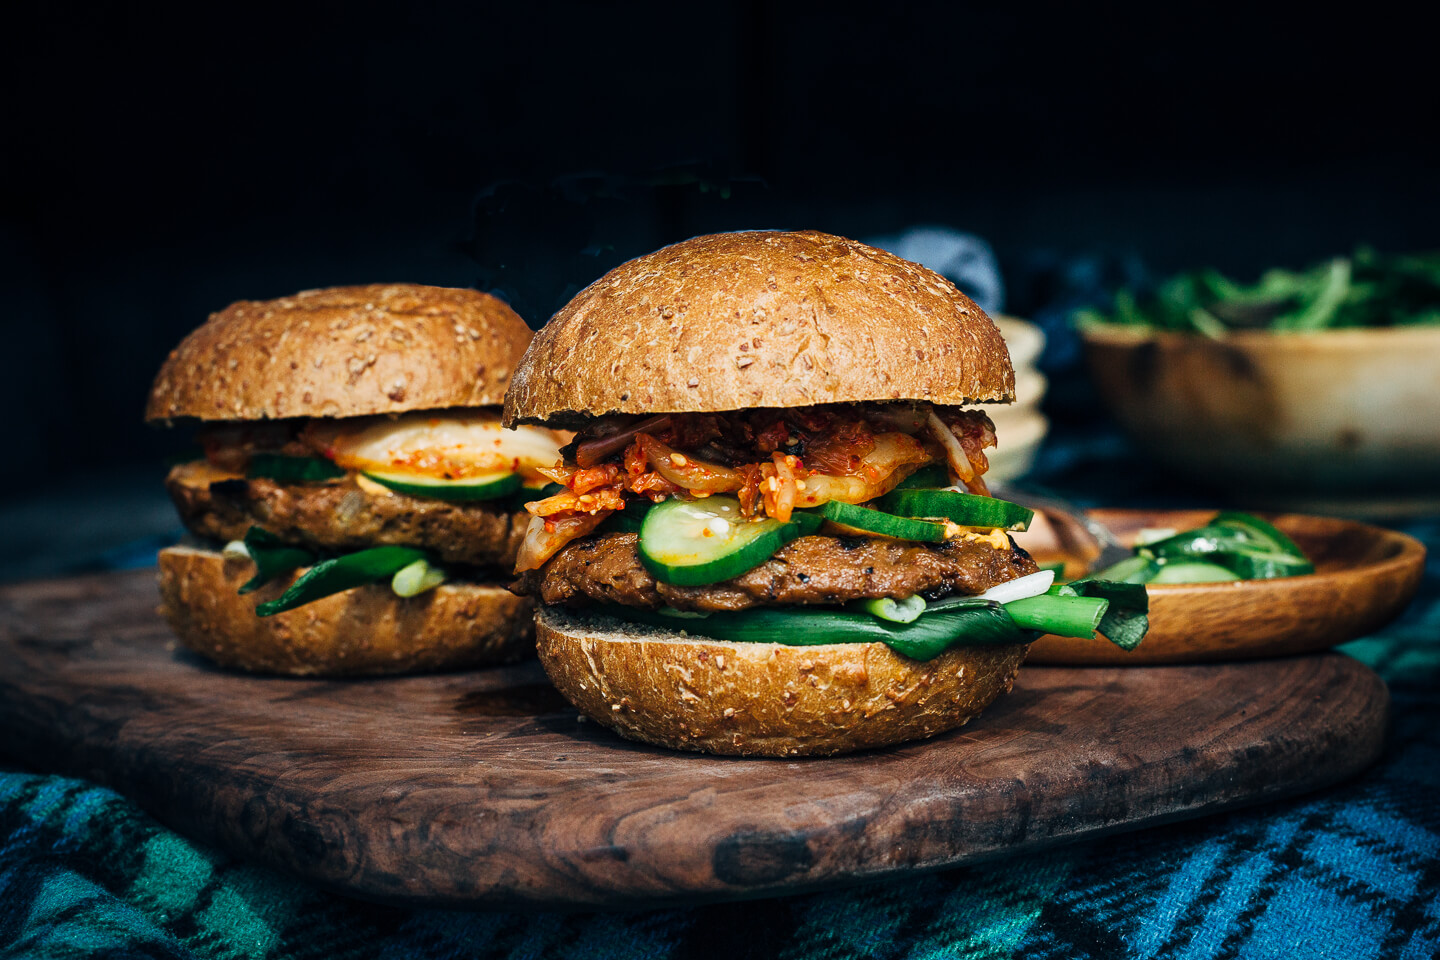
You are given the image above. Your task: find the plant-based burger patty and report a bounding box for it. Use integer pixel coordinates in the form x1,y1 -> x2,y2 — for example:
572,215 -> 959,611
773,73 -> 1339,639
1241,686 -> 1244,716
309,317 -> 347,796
167,461 -> 527,568
517,530 -> 1038,612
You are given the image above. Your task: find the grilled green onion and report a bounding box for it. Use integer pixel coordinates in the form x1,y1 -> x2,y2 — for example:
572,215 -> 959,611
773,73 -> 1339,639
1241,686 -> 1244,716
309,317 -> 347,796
391,558 -> 448,597
255,545 -> 429,616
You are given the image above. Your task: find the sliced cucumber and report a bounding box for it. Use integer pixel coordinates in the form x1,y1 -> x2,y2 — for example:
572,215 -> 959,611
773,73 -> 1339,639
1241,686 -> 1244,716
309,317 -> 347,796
804,500 -> 947,541
601,496 -> 654,534
1210,512 -> 1310,561
1148,561 -> 1241,584
1089,555 -> 1161,584
638,495 -> 813,586
247,454 -> 345,482
1211,551 -> 1312,580
362,470 -> 521,502
893,463 -> 949,490
877,489 -> 1033,530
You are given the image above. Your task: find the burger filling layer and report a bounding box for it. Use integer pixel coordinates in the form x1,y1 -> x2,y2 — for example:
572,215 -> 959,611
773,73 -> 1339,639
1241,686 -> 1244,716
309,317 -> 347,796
513,402 -> 1148,660
172,408 -> 565,615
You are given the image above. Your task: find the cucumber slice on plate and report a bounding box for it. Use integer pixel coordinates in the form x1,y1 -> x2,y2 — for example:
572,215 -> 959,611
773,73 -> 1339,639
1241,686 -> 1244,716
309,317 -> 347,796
805,500 -> 947,541
362,470 -> 522,502
639,495 -> 816,586
877,489 -> 1033,530
1148,561 -> 1241,584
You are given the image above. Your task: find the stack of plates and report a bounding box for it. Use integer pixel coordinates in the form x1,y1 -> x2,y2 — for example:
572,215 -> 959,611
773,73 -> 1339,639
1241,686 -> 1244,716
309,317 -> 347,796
981,316 -> 1048,482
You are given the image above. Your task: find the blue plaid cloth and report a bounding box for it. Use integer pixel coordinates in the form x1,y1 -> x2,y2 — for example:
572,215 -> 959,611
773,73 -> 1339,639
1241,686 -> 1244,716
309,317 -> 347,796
3,515 -> 1437,959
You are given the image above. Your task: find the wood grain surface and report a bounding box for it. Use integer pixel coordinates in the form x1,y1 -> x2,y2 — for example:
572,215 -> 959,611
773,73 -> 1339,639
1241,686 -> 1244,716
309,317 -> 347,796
1022,509 -> 1425,665
0,569 -> 1390,910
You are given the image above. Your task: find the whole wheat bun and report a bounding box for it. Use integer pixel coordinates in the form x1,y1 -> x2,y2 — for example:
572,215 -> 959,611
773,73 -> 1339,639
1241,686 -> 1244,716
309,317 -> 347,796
504,231 -> 1015,428
157,545 -> 534,676
534,607 -> 1028,757
147,283 -> 533,422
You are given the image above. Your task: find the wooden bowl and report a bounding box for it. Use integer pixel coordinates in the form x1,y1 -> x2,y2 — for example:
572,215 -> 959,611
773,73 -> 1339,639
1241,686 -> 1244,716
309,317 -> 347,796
1021,509 -> 1425,665
1083,325 -> 1440,514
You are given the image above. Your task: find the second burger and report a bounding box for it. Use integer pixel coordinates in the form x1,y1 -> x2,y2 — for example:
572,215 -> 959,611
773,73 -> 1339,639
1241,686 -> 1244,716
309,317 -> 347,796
150,283 -> 567,676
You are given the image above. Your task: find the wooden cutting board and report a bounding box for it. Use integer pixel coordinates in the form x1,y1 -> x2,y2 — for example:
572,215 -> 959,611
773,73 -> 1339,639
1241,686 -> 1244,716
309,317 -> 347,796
0,569 -> 1388,910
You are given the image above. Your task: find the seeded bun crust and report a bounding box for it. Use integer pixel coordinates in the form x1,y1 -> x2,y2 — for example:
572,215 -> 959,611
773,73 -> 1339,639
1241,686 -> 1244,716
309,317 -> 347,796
504,231 -> 1016,428
157,546 -> 534,676
147,283 -> 533,422
534,607 -> 1028,757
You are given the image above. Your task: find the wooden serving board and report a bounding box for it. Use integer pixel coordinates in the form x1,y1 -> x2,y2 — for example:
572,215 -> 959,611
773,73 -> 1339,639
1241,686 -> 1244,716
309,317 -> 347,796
0,570 -> 1389,910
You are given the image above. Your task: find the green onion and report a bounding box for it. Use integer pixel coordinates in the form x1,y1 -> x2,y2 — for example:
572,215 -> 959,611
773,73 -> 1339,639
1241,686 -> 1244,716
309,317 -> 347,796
255,545 -> 429,616
221,540 -> 251,561
1053,578 -> 1151,650
1002,594 -> 1107,637
391,558 -> 448,597
854,595 -> 927,624
618,599 -> 1028,662
611,581 -> 1150,662
237,526 -> 316,594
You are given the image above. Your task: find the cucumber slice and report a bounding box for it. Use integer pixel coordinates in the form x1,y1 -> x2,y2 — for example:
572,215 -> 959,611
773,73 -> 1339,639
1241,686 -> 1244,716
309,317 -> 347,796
1149,561 -> 1241,584
876,489 -> 1033,530
893,463 -> 949,490
804,500 -> 947,541
362,470 -> 521,502
1211,512 -> 1310,560
1089,555 -> 1161,584
247,454 -> 345,483
601,497 -> 654,534
639,495 -> 812,586
1212,551 -> 1313,580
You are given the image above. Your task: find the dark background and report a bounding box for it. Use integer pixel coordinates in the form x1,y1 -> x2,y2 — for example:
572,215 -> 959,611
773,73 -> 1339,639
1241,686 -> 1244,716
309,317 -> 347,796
3,2 -> 1436,564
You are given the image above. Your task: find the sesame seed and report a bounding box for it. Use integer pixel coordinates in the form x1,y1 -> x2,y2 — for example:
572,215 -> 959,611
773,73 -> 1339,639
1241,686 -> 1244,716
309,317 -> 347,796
736,356 -> 755,368
669,453 -> 688,466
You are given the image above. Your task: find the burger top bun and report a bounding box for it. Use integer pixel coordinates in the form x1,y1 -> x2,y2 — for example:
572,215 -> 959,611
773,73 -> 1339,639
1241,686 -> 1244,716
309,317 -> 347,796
504,230 -> 1015,428
147,283 -> 533,422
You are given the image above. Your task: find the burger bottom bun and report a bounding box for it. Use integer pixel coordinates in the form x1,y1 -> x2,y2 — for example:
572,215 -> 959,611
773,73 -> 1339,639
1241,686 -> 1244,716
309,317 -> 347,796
157,545 -> 534,676
534,607 -> 1029,757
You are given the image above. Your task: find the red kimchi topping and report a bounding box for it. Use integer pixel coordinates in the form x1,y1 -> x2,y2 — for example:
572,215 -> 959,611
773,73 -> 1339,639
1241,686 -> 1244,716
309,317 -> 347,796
512,402 -> 1000,572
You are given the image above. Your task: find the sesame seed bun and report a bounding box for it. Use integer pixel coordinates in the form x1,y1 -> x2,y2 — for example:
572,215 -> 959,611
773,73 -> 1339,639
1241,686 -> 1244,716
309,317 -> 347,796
534,606 -> 1028,757
503,230 -> 1015,428
147,283 -> 532,422
157,545 -> 534,676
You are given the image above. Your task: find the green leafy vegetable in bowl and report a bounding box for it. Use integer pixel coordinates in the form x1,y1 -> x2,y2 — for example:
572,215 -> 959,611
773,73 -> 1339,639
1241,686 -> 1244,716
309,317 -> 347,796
1075,248 -> 1440,336
1090,512 -> 1314,585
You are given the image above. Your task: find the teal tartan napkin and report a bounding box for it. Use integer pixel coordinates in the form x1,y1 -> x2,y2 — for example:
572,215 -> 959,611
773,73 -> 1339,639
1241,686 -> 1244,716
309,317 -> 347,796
3,521 -> 1437,959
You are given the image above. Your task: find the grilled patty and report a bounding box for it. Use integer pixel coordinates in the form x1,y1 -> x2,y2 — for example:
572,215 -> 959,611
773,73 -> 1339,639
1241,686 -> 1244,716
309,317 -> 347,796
515,531 -> 1039,612
166,462 -> 526,568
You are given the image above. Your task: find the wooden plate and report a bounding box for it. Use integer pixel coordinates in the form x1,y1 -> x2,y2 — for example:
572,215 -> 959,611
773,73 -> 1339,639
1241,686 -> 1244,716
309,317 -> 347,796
1022,509 -> 1426,665
0,570 -> 1388,909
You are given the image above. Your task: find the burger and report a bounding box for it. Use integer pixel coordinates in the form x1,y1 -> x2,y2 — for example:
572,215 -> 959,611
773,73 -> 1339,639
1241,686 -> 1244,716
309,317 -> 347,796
148,283 -> 567,675
504,231 -> 1146,756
